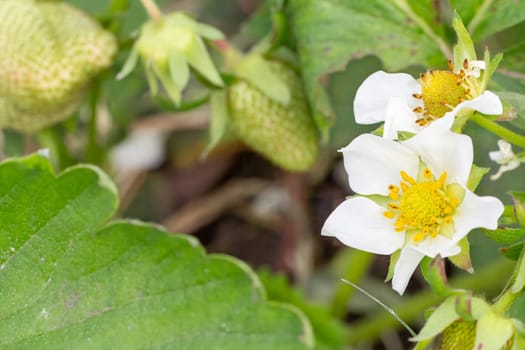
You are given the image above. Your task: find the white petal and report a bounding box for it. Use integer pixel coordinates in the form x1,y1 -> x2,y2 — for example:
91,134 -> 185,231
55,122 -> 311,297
454,189 -> 504,241
402,125 -> 473,184
383,97 -> 422,139
430,112 -> 455,130
410,237 -> 460,258
392,245 -> 424,295
448,90 -> 503,117
341,134 -> 418,195
321,197 -> 404,254
354,71 -> 421,124
489,150 -> 505,162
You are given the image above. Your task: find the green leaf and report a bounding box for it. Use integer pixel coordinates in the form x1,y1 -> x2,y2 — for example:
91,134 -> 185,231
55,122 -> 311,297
483,227 -> 525,245
287,0 -> 446,139
258,269 -> 346,350
464,0 -> 525,41
0,153 -> 313,349
500,241 -> 525,261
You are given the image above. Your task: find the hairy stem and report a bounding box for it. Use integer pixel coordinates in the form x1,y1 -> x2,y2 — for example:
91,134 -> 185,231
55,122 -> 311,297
140,0 -> 162,20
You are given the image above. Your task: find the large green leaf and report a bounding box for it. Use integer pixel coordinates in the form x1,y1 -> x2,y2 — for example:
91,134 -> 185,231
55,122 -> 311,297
287,0 -> 447,136
0,153 -> 313,349
258,269 -> 346,350
463,0 -> 525,41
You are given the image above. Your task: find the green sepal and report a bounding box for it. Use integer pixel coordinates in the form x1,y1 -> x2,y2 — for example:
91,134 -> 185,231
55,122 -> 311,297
204,90 -> 230,155
500,242 -> 525,261
144,61 -> 159,96
186,36 -> 224,87
481,49 -> 503,92
474,311 -> 515,350
449,237 -> 474,273
153,64 -> 182,105
411,339 -> 433,350
385,249 -> 400,282
193,22 -> 224,40
510,245 -> 525,293
452,12 -> 476,69
420,257 -> 453,297
116,46 -> 139,80
502,204 -> 519,225
511,331 -> 525,350
235,54 -> 290,105
168,50 -> 190,94
362,194 -> 392,208
483,227 -> 525,245
371,124 -> 384,137
396,130 -> 415,141
451,107 -> 477,133
454,291 -> 476,322
466,164 -> 489,191
511,191 -> 525,229
410,296 -> 457,341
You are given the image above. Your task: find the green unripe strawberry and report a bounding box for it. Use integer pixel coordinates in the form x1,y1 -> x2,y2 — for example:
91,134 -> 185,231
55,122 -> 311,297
440,320 -> 476,350
0,0 -> 117,132
228,60 -> 319,171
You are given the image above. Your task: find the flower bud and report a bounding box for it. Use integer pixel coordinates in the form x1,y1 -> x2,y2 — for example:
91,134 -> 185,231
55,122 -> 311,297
118,12 -> 224,105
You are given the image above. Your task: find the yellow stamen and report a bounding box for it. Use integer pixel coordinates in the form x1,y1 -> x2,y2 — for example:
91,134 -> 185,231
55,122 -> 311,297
400,170 -> 416,185
384,211 -> 395,219
384,167 -> 465,244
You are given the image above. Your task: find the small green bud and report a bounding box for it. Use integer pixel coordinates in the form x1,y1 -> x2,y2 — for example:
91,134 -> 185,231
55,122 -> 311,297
118,12 -> 224,105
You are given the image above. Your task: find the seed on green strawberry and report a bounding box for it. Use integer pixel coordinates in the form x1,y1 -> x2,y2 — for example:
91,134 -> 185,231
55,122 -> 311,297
0,0 -> 117,132
440,320 -> 476,350
228,60 -> 319,172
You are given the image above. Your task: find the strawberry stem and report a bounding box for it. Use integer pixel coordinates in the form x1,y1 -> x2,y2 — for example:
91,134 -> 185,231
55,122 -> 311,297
140,0 -> 162,20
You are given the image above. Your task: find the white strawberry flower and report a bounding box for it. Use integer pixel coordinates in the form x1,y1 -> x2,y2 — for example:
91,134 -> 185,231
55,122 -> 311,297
489,139 -> 521,180
354,60 -> 502,139
322,123 -> 503,294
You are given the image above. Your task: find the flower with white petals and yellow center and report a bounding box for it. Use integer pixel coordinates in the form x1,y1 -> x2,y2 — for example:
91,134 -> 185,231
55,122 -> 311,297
353,59 -> 502,139
322,122 -> 503,294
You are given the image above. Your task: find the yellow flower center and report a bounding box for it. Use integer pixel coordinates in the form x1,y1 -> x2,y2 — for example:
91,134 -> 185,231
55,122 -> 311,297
383,167 -> 465,243
411,59 -> 480,126
421,71 -> 467,118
